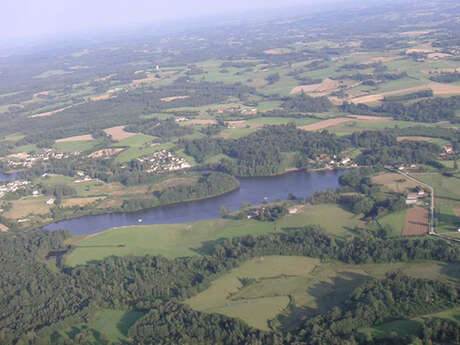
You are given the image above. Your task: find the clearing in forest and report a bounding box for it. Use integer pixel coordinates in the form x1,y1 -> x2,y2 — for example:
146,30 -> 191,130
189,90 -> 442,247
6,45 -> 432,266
103,126 -> 136,141
403,208 -> 429,236
160,95 -> 190,102
397,136 -> 435,142
29,105 -> 73,118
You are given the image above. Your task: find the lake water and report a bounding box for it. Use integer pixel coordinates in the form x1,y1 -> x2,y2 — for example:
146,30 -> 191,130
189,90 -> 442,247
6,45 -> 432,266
0,172 -> 20,182
44,169 -> 345,236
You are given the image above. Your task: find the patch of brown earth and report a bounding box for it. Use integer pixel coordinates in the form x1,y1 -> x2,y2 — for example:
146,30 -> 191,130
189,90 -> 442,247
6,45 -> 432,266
403,208 -> 429,236
56,135 -> 94,143
103,126 -> 136,141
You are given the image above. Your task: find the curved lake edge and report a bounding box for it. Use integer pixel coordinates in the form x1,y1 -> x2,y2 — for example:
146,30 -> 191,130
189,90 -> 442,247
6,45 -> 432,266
44,169 -> 346,236
38,181 -> 241,229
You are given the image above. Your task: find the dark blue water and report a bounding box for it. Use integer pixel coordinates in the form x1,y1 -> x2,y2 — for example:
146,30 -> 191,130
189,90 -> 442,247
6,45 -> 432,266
0,172 -> 20,182
44,170 -> 345,236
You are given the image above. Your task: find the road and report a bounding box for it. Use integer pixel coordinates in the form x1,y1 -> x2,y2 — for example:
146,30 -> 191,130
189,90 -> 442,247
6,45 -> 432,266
395,170 -> 435,234
391,168 -> 460,244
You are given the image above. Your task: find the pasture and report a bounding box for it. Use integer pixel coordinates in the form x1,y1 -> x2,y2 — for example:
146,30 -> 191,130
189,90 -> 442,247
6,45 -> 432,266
65,218 -> 274,266
187,257 -> 458,331
276,204 -> 365,238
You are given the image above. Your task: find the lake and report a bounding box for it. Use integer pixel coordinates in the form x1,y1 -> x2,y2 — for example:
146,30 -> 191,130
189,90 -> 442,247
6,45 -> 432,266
44,169 -> 345,236
0,172 -> 20,182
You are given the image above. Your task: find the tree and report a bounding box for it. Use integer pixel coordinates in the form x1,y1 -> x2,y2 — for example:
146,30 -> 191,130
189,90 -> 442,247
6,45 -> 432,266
219,206 -> 230,218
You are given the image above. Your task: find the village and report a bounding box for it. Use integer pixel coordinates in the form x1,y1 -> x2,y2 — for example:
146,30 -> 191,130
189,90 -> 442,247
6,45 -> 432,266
137,150 -> 192,173
1,149 -> 80,170
0,180 -> 31,199
315,153 -> 357,170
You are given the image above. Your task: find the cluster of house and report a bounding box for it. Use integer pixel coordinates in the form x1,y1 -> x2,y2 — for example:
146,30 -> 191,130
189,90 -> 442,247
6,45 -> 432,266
216,106 -> 257,115
439,145 -> 455,159
73,171 -> 95,183
0,180 -> 30,199
405,188 -> 426,205
137,150 -> 192,173
2,149 -> 79,169
316,154 -> 357,169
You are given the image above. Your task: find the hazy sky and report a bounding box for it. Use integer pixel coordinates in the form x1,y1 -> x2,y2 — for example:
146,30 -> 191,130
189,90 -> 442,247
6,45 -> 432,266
2,0 -> 328,41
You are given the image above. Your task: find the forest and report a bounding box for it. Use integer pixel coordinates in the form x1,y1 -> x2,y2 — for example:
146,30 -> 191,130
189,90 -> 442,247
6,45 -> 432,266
1,225 -> 458,345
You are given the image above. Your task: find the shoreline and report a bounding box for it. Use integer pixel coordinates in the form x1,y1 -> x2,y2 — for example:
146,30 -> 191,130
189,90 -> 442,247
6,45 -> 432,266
32,167 -> 346,232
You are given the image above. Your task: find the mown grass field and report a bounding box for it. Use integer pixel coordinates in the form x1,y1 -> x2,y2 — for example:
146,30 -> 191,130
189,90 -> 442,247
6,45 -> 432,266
65,218 -> 275,266
276,204 -> 365,238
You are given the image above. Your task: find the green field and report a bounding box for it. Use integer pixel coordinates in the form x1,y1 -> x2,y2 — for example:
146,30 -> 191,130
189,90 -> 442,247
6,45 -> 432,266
414,172 -> 460,233
66,218 -> 274,266
276,204 -> 365,238
376,209 -> 407,236
186,257 -> 459,331
92,309 -> 145,343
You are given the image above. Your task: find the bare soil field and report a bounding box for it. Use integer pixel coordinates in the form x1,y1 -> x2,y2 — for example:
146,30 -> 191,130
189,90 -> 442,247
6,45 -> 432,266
299,118 -> 354,131
29,105 -> 73,118
130,75 -> 157,86
95,74 -> 116,82
88,148 -> 124,158
400,30 -> 431,36
62,197 -> 105,208
0,223 -> 8,232
372,172 -> 418,192
428,82 -> 460,95
184,119 -> 217,126
56,134 -> 94,143
90,88 -> 122,101
403,208 -> 429,236
397,136 -> 435,142
368,56 -> 401,63
225,120 -> 248,128
103,126 -> 136,141
348,115 -> 391,121
264,48 -> 291,55
160,95 -> 190,102
290,78 -> 339,95
427,53 -> 451,60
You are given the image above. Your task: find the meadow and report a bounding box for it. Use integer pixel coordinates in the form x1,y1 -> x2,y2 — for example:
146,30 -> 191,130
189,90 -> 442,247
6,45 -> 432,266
186,257 -> 459,331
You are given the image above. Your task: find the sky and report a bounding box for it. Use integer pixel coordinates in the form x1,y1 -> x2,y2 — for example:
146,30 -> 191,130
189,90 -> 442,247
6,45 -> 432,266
1,0 -> 333,42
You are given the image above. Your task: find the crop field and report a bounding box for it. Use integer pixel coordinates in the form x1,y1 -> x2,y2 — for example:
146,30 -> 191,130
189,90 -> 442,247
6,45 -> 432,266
54,140 -> 99,152
403,208 -> 429,236
103,126 -> 137,141
3,197 -> 51,219
55,134 -> 94,143
372,172 -> 419,193
299,117 -> 354,131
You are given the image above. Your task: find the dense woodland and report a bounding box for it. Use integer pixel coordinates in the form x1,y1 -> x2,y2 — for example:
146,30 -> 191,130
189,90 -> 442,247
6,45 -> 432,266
183,124 -> 349,176
1,225 -> 458,345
